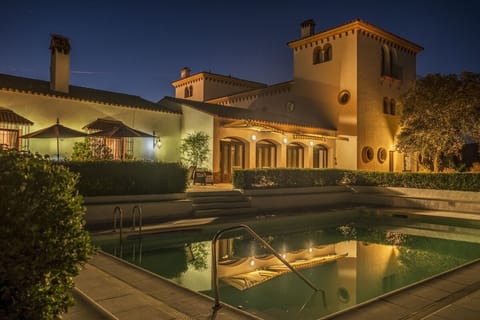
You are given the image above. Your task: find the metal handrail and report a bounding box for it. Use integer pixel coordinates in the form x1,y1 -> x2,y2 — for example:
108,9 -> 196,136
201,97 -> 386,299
131,205 -> 143,236
211,224 -> 319,311
112,206 -> 124,257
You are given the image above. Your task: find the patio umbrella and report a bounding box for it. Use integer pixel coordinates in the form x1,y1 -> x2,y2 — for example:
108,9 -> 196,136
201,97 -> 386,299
21,118 -> 87,160
88,125 -> 154,138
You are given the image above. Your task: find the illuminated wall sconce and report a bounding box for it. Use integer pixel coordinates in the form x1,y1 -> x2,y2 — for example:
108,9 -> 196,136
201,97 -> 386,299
251,134 -> 257,141
153,131 -> 162,149
283,137 -> 288,144
249,259 -> 256,267
309,140 -> 314,147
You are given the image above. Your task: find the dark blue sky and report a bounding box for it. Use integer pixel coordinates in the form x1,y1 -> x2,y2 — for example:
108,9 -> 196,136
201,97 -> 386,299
2,1 -> 479,101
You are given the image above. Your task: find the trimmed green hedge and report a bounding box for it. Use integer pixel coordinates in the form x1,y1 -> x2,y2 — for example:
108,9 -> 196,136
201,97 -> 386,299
233,168 -> 480,192
64,161 -> 188,196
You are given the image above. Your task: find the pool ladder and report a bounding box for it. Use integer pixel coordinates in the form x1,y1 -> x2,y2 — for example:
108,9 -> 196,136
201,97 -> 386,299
211,224 -> 320,311
112,205 -> 143,258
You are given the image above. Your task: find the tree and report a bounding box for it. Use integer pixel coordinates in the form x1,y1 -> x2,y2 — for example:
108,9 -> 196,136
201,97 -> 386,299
397,72 -> 480,172
0,150 -> 94,319
179,131 -> 210,168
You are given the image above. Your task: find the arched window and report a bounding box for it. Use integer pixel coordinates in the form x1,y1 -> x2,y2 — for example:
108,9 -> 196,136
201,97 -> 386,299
383,97 -> 389,114
184,85 -> 193,98
323,44 -> 332,62
390,47 -> 398,78
313,46 -> 322,64
390,98 -> 396,115
256,140 -> 276,168
220,137 -> 245,182
381,45 -> 391,77
286,143 -> 304,168
313,144 -> 328,168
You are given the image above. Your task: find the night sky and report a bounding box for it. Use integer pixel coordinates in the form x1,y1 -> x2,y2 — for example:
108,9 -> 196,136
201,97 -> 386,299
2,0 -> 479,102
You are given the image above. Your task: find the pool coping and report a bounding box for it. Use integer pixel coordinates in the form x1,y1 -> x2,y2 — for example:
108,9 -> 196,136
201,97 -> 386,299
66,207 -> 480,319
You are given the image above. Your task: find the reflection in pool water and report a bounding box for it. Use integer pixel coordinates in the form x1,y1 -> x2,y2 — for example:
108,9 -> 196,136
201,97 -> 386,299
95,210 -> 480,319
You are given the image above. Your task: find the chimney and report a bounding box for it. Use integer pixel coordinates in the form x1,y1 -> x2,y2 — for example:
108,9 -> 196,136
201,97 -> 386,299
180,67 -> 191,79
49,34 -> 71,93
300,19 -> 316,38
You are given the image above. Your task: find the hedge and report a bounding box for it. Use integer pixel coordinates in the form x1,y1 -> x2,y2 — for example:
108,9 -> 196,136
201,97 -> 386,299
64,161 -> 188,196
233,168 -> 480,192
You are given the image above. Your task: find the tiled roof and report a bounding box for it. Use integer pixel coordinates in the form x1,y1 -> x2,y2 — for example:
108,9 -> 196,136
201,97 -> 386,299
158,97 -> 335,130
0,107 -> 33,125
0,73 -> 180,114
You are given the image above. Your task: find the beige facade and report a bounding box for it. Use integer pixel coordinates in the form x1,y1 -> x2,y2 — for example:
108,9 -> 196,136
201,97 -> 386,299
0,19 -> 422,183
172,19 -> 422,179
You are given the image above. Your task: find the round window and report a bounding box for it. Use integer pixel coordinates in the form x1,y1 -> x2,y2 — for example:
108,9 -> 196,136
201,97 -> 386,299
338,90 -> 350,105
377,147 -> 387,163
362,146 -> 374,163
337,287 -> 350,303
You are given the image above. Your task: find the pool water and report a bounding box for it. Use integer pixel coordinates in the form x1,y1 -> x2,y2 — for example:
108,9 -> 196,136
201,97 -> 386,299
94,209 -> 480,319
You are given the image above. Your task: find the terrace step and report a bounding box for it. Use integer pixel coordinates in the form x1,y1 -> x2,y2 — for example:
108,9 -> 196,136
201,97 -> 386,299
187,190 -> 257,217
194,207 -> 258,218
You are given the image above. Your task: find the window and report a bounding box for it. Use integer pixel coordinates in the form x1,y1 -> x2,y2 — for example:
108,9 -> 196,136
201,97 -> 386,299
381,45 -> 391,77
323,44 -> 332,62
383,97 -> 389,114
286,143 -> 304,168
362,146 -> 374,163
313,44 -> 332,65
184,85 -> 193,98
377,147 -> 387,163
0,129 -> 20,149
313,144 -> 328,168
338,90 -> 350,105
256,140 -> 276,168
381,45 -> 401,79
390,99 -> 396,115
313,47 -> 322,64
91,137 -> 133,160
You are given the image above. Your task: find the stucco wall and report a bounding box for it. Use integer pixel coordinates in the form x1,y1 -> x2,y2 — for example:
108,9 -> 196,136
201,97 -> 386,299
0,90 -> 181,161
180,104 -> 215,170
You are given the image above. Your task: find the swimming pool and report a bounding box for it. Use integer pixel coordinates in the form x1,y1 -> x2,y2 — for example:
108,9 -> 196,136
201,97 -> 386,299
94,209 -> 480,319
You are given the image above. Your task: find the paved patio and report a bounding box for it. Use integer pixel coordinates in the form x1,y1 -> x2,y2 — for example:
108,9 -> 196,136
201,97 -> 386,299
65,185 -> 480,319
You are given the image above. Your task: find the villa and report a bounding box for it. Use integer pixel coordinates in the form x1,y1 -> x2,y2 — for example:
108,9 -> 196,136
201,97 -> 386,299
0,19 -> 423,182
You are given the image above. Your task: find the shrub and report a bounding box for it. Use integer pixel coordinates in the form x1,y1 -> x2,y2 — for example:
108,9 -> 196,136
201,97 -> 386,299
65,161 -> 188,196
0,150 -> 94,319
233,168 -> 480,192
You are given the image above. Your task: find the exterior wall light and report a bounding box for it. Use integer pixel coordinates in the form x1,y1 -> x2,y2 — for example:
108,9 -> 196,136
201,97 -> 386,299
251,134 -> 257,141
309,140 -> 314,146
283,137 -> 288,144
153,131 -> 162,149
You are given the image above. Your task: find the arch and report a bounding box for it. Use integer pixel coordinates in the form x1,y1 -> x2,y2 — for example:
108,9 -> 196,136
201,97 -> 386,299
381,45 -> 391,76
313,144 -> 328,168
286,142 -> 304,168
390,47 -> 398,78
256,139 -> 277,168
220,137 -> 246,182
184,85 -> 193,98
323,43 -> 332,62
313,46 -> 322,64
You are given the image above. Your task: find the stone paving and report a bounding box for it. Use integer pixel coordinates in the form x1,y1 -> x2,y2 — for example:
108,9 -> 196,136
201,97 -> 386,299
64,184 -> 480,319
